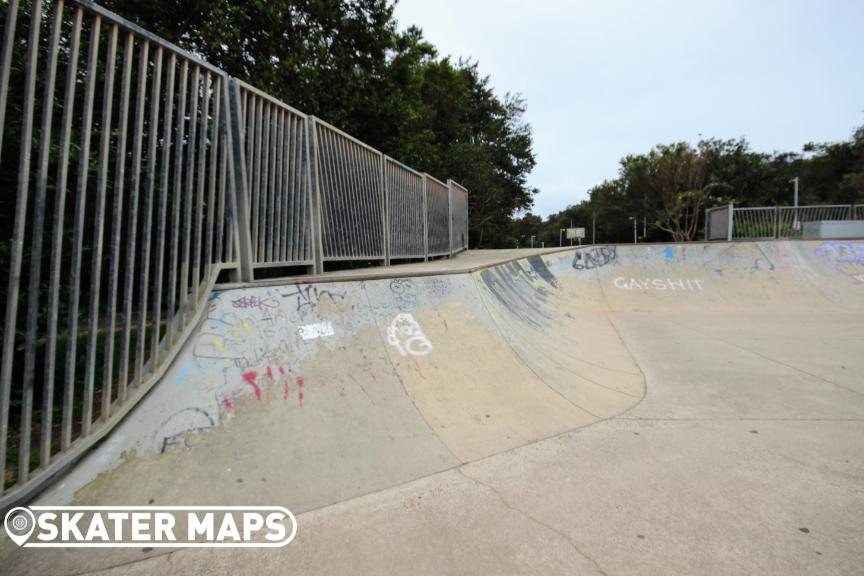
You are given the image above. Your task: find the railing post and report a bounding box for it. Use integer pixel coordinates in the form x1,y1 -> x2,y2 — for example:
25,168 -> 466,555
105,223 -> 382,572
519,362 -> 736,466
726,203 -> 734,242
422,174 -> 429,261
306,116 -> 325,275
224,78 -> 254,282
773,206 -> 779,239
381,155 -> 389,266
465,187 -> 470,251
447,180 -> 454,258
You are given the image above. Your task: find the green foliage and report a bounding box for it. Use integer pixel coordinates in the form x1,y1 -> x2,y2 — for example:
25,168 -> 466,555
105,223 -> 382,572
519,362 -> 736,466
527,127 -> 864,245
100,0 -> 537,247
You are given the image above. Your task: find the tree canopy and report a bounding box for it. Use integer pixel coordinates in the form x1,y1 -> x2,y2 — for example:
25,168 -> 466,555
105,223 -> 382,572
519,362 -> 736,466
529,127 -> 864,247
102,0 -> 537,248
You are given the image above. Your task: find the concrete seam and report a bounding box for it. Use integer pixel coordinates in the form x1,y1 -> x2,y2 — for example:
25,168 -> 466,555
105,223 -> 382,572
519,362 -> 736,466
456,467 -> 611,576
663,317 -> 864,398
357,280 -> 463,465
617,417 -> 864,422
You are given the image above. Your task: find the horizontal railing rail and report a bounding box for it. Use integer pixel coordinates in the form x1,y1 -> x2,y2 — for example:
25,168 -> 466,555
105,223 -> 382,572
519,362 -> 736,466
0,0 -> 469,510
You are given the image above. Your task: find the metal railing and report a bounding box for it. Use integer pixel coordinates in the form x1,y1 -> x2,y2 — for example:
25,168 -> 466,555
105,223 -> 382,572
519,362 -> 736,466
731,207 -> 777,240
450,180 -> 469,254
237,80 -> 313,268
386,158 -> 427,260
0,0 -> 469,509
777,205 -> 854,238
706,204 -> 860,241
426,175 -> 451,256
310,117 -> 388,262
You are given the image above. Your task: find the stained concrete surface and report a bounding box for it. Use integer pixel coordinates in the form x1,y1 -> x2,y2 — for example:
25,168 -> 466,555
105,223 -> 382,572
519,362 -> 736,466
3,241 -> 864,575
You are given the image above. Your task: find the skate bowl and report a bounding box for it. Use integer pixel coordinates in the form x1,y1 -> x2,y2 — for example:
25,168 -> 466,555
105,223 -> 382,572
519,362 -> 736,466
4,240 -> 864,575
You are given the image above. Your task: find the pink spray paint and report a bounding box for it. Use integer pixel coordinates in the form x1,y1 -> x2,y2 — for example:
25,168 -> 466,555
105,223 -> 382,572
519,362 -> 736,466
296,376 -> 305,407
243,370 -> 262,400
222,396 -> 235,414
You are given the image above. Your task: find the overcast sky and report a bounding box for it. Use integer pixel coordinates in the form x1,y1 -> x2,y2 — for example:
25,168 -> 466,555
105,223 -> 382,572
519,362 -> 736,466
393,0 -> 864,217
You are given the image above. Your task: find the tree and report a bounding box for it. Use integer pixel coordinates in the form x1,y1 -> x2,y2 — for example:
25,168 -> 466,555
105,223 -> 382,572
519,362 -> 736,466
99,0 -> 538,248
638,143 -> 711,242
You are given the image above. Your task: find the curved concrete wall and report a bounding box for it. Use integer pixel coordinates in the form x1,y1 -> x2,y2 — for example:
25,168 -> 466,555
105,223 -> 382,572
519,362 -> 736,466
6,240 -> 862,574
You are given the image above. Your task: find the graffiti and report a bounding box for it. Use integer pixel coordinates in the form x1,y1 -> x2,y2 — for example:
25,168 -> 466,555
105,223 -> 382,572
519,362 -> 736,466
663,247 -> 675,263
231,295 -> 278,309
387,313 -> 433,357
479,268 -> 550,328
573,246 -> 617,270
193,300 -> 272,367
528,255 -> 558,288
152,407 -> 215,453
815,242 -> 864,283
390,278 -> 418,310
282,284 -> 345,314
298,321 -> 335,340
222,396 -> 235,414
428,278 -> 450,297
613,277 -> 704,292
242,370 -> 262,400
296,376 -> 305,407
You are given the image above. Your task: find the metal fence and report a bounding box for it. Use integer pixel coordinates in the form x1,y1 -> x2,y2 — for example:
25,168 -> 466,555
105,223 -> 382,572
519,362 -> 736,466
386,158 -> 426,260
426,175 -> 451,256
777,205 -> 854,238
0,0 -> 469,509
0,0 -> 240,508
706,204 -> 861,241
310,117 -> 388,262
730,208 -> 777,240
238,80 -> 313,268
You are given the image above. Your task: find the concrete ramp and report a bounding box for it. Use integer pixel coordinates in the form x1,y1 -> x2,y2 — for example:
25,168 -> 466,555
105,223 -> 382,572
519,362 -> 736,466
5,240 -> 864,575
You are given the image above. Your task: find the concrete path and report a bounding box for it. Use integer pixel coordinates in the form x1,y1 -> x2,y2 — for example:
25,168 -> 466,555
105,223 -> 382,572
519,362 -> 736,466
4,241 -> 864,575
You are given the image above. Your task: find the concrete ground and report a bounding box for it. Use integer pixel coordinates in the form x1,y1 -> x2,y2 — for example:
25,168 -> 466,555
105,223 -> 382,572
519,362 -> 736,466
4,241 -> 864,575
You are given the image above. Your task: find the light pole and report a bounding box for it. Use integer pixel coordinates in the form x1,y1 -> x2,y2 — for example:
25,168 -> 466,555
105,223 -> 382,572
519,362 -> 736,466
629,217 -> 637,244
559,228 -> 565,247
530,235 -> 536,249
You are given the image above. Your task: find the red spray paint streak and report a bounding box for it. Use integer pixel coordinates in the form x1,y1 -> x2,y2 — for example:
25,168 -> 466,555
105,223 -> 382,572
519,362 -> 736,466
282,379 -> 290,400
266,365 -> 274,380
296,376 -> 305,407
222,396 -> 235,414
243,370 -> 262,400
